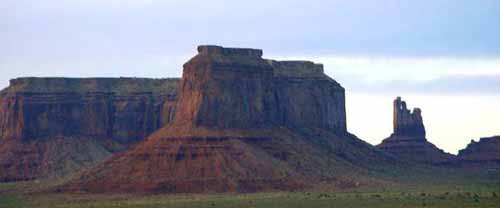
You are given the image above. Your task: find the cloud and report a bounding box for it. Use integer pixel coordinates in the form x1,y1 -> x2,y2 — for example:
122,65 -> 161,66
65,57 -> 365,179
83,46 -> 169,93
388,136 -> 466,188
269,55 -> 500,95
2,0 -> 500,92
0,54 -> 187,89
305,56 -> 500,95
344,74 -> 500,95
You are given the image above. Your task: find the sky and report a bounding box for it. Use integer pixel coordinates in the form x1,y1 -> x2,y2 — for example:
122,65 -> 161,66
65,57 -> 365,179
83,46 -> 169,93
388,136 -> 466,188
1,0 -> 500,153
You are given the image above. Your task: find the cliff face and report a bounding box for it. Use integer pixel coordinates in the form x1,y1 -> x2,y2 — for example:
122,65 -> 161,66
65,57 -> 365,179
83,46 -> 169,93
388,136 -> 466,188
270,60 -> 346,133
175,46 -> 276,128
0,78 -> 179,143
62,46 -> 397,194
458,136 -> 500,164
176,46 -> 346,132
0,78 -> 179,181
377,97 -> 454,164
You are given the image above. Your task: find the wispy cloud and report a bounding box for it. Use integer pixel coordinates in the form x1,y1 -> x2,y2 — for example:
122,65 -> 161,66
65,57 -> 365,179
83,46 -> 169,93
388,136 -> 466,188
270,55 -> 500,95
2,0 -> 500,92
343,74 -> 500,95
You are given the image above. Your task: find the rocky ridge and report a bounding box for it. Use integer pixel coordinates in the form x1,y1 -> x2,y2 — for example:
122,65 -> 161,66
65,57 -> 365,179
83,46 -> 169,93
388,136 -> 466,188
458,136 -> 500,164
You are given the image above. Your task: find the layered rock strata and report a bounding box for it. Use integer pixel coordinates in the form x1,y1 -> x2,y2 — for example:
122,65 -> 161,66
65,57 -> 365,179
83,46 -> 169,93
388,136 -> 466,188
62,45 -> 398,194
175,46 -> 346,132
0,78 -> 179,181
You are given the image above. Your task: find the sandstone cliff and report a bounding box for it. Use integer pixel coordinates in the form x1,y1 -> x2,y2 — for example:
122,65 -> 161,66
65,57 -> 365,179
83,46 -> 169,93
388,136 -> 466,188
458,136 -> 500,164
377,97 -> 454,164
62,45 -> 399,194
176,46 -> 346,132
0,78 -> 179,181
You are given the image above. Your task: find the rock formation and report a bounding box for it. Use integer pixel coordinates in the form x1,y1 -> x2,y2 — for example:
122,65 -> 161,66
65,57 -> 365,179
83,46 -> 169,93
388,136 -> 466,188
458,136 -> 500,164
175,46 -> 346,132
392,97 -> 426,137
0,78 -> 179,181
377,97 -> 454,164
61,45 -> 399,194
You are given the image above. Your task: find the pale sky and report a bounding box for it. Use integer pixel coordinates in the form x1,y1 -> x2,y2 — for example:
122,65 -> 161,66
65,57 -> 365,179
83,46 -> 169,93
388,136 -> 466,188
2,0 -> 500,154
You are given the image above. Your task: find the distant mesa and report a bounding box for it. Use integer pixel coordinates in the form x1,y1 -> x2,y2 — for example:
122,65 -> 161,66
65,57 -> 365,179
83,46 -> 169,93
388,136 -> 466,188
377,97 -> 455,165
0,78 -> 180,182
2,45 -> 499,193
458,136 -> 500,164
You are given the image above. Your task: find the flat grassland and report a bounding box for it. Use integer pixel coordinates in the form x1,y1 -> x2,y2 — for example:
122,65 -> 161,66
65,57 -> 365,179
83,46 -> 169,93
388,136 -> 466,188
1,183 -> 500,208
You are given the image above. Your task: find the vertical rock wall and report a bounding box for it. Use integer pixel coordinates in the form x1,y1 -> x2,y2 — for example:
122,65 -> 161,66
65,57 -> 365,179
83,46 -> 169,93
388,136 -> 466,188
393,97 -> 426,137
174,46 -> 276,128
0,78 -> 180,181
0,78 -> 179,144
175,45 -> 347,133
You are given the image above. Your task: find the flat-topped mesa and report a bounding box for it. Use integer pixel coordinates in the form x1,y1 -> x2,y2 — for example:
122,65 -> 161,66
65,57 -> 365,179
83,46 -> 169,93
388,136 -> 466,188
4,77 -> 180,96
0,77 -> 180,142
269,60 -> 326,78
0,77 -> 182,181
197,45 -> 263,57
175,45 -> 346,132
393,97 -> 426,138
61,45 -> 397,194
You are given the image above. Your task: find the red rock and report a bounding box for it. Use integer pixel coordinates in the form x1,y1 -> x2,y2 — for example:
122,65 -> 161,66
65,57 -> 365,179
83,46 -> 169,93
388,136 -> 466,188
176,45 -> 346,132
0,78 -> 179,181
61,45 -> 398,193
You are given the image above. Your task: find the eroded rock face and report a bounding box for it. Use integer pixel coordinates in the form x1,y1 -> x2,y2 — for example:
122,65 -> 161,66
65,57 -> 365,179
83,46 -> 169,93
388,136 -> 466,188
0,78 -> 179,143
0,78 -> 179,181
393,97 -> 425,137
175,46 -> 276,128
377,97 -> 454,164
176,45 -> 346,132
270,60 -> 346,133
458,136 -> 500,164
62,46 -> 397,194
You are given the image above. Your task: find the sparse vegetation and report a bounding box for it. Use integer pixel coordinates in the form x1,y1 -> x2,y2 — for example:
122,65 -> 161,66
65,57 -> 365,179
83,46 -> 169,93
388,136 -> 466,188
0,190 -> 498,208
1,182 -> 500,208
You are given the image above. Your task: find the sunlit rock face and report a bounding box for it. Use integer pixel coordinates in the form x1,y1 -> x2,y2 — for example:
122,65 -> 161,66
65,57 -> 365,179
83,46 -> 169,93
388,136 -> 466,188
377,97 -> 455,165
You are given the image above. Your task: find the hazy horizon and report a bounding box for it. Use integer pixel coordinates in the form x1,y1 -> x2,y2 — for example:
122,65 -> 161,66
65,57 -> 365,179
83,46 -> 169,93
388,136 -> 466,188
2,0 -> 499,154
